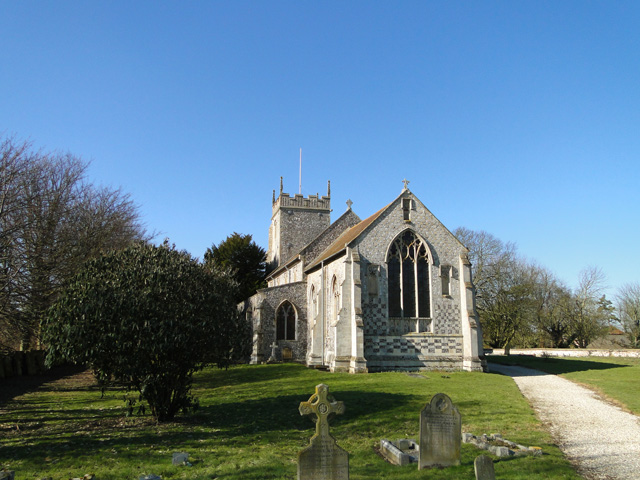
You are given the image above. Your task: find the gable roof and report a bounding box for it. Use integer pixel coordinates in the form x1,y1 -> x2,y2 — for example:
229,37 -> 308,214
304,187 -> 470,272
266,208 -> 361,280
304,201 -> 393,272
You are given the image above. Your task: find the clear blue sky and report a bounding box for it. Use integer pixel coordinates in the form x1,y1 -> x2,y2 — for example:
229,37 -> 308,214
1,1 -> 638,297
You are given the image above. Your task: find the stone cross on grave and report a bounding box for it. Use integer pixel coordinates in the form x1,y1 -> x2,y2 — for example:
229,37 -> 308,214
299,383 -> 345,437
298,384 -> 349,479
266,341 -> 278,364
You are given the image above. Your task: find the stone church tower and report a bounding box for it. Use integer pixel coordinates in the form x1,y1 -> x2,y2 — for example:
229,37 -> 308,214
246,178 -> 485,373
267,177 -> 331,267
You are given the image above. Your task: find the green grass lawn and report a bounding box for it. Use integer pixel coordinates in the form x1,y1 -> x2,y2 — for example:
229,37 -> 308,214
488,354 -> 640,415
1,363 -> 582,480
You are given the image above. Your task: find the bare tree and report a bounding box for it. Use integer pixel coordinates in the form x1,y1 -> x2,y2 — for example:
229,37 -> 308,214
454,227 -> 517,299
569,267 -> 611,348
529,265 -> 574,347
0,136 -> 149,352
456,228 -> 614,351
0,137 -> 34,350
616,282 -> 640,348
455,227 -> 536,351
480,258 -> 539,351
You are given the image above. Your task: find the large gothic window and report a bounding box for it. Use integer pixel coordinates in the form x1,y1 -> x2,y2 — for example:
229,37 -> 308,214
276,301 -> 296,340
387,231 -> 431,326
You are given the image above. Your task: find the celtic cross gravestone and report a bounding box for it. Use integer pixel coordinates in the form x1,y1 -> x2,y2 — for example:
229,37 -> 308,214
298,384 -> 349,480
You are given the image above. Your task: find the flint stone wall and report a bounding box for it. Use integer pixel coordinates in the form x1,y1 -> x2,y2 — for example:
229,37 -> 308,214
247,282 -> 308,364
351,196 -> 468,371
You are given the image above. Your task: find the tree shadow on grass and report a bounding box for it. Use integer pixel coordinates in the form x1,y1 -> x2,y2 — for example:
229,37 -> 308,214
189,390 -> 412,436
0,364 -> 88,407
194,363 -> 312,390
2,385 -> 414,462
487,354 -> 630,374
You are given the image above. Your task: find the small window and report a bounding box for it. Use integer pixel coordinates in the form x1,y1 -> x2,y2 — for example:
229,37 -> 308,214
367,264 -> 379,296
440,265 -> 452,297
331,276 -> 340,324
276,301 -> 296,340
402,198 -> 411,221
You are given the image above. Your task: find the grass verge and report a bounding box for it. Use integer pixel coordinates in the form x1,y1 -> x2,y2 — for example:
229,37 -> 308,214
488,354 -> 640,415
1,363 -> 582,480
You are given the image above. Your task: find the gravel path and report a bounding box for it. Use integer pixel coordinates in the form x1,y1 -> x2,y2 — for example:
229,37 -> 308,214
490,363 -> 640,480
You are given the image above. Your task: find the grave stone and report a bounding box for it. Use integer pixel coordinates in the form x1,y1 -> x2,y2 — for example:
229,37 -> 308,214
172,452 -> 190,465
419,393 -> 461,469
282,346 -> 293,361
267,342 -> 278,363
379,439 -> 418,466
298,384 -> 349,480
474,455 -> 495,480
0,471 -> 15,480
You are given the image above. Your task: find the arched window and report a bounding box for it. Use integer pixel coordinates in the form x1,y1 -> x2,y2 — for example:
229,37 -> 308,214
331,276 -> 340,324
276,301 -> 296,340
311,285 -> 318,318
387,231 -> 430,319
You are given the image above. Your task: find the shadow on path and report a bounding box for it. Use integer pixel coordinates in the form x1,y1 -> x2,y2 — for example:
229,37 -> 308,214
488,363 -> 550,378
487,354 -> 629,375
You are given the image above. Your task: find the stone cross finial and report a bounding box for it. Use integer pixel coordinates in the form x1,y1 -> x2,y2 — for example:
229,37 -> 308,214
402,178 -> 410,190
346,199 -> 353,209
299,384 -> 345,437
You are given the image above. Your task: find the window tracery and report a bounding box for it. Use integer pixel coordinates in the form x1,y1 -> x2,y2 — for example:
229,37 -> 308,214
276,301 -> 296,340
387,230 -> 431,332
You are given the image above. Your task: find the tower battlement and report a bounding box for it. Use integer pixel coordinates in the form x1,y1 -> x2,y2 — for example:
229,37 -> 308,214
272,179 -> 331,215
272,193 -> 331,215
268,178 -> 332,267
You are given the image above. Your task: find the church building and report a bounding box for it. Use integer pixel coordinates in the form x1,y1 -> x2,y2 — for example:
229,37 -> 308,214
244,179 -> 485,373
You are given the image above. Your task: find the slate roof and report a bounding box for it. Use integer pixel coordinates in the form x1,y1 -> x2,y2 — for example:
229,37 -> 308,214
266,208 -> 361,280
304,201 -> 393,272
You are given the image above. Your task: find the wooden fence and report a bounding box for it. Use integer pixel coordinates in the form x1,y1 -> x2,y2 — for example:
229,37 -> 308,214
0,350 -> 47,379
